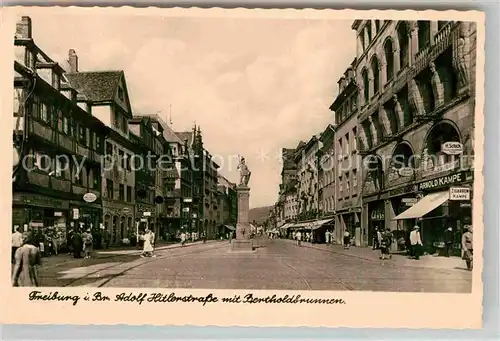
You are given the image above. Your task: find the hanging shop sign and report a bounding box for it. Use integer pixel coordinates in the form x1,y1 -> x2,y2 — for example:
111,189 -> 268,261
398,167 -> 414,177
183,198 -> 193,203
182,207 -> 190,212
54,211 -> 63,217
449,187 -> 471,200
417,171 -> 471,191
83,192 -> 97,203
72,208 -> 79,220
143,211 -> 152,217
441,142 -> 464,155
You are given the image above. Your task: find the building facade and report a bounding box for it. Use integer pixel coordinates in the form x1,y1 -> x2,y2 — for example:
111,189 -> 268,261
317,124 -> 336,220
353,20 -> 476,252
12,17 -> 108,245
66,59 -> 137,245
330,59 -> 362,245
295,136 -> 322,221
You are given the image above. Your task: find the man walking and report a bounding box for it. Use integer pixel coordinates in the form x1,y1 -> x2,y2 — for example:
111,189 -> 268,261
409,225 -> 423,260
444,227 -> 454,257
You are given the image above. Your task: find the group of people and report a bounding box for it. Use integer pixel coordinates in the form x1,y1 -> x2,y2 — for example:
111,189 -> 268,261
67,228 -> 94,259
372,228 -> 393,259
293,230 -> 314,246
139,228 -> 156,257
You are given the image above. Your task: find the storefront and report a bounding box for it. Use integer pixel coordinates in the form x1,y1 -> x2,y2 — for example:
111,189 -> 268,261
367,202 -> 385,247
335,207 -> 361,246
393,170 -> 473,255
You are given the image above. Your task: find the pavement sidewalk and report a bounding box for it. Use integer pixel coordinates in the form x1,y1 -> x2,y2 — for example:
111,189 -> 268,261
293,240 -> 467,271
39,240 -> 216,270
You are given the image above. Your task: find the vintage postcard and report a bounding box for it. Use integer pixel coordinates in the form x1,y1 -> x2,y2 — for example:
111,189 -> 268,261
0,6 -> 484,329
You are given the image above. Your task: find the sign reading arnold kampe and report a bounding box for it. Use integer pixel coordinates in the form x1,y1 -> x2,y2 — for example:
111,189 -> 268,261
418,171 -> 473,191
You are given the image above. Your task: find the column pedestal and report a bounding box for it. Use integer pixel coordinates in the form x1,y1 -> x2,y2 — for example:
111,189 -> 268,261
231,185 -> 255,252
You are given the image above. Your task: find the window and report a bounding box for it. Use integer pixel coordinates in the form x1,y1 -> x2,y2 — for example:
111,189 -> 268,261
338,139 -> 343,160
352,127 -> 358,152
371,56 -> 380,95
360,33 -> 365,52
345,133 -> 350,155
122,115 -> 128,133
32,96 -> 39,119
35,152 -> 49,171
78,125 -> 87,145
366,22 -> 372,42
96,135 -> 102,152
362,68 -> 369,104
55,157 -> 67,178
107,180 -> 114,199
397,22 -> 410,69
62,116 -> 69,134
106,142 -> 113,156
384,39 -> 394,82
127,185 -> 132,202
74,164 -> 83,185
126,153 -> 132,171
53,73 -> 60,90
418,21 -> 431,51
118,87 -> 124,101
119,150 -> 125,169
375,20 -> 381,33
339,176 -> 343,192
41,103 -> 49,122
345,173 -> 350,194
113,111 -> 121,129
93,168 -> 100,189
119,184 -> 125,201
353,169 -> 358,188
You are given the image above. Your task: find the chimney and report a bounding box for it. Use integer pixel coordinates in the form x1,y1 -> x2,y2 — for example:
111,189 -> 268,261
68,49 -> 78,73
16,16 -> 32,39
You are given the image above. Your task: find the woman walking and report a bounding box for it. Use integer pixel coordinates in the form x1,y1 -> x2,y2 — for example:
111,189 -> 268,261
12,232 -> 42,287
82,229 -> 93,259
141,229 -> 154,257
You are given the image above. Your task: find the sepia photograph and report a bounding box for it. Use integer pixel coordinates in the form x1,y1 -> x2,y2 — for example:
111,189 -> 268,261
1,6 -> 484,328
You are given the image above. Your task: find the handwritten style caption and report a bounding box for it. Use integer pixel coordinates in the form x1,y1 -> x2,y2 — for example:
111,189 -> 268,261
28,291 -> 346,307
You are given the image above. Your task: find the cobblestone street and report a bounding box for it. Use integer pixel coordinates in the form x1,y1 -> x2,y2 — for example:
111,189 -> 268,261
37,238 -> 472,293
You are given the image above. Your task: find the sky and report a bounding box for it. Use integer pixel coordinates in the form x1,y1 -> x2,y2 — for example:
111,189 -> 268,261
22,11 -> 356,208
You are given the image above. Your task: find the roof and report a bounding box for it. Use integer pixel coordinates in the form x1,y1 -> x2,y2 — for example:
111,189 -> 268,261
175,131 -> 194,146
65,71 -> 123,103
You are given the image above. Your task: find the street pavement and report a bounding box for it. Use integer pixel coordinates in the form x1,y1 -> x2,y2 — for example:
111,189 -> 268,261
38,238 -> 472,292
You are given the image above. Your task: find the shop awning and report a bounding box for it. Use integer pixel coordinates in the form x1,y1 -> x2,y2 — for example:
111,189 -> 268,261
225,225 -> 236,231
290,222 -> 314,230
279,223 -> 293,230
312,218 -> 335,230
393,191 -> 450,220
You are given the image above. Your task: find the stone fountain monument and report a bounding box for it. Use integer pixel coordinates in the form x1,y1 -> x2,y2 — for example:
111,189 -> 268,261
231,156 -> 254,252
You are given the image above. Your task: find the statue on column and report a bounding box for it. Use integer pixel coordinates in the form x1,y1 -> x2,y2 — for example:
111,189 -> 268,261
237,156 -> 251,187
429,62 -> 445,107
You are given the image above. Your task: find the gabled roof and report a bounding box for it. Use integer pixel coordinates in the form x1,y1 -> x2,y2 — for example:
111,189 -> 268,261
65,70 -> 123,103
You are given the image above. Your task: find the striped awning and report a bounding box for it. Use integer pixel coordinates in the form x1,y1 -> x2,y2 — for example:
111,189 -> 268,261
311,218 -> 335,230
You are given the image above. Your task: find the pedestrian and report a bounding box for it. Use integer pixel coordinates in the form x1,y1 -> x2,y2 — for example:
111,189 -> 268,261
343,230 -> 350,250
72,230 -> 83,259
379,229 -> 392,260
296,230 -> 302,246
11,226 -> 23,264
376,229 -> 382,249
82,229 -> 93,259
12,232 -> 42,287
372,228 -> 378,249
150,229 -> 156,257
325,230 -> 330,245
141,229 -> 154,257
409,225 -> 423,260
444,226 -> 454,257
461,225 -> 473,271
180,231 -> 187,246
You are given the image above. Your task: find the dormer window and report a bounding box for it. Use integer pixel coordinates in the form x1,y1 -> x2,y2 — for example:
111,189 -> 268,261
52,72 -> 60,90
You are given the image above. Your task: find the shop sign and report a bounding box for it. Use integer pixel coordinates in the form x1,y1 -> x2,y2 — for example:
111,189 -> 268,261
123,207 -> 130,213
402,198 -> 417,204
54,211 -> 63,217
389,184 -> 417,197
449,187 -> 470,200
183,198 -> 193,203
418,171 -> 470,191
370,209 -> 385,221
442,142 -> 463,155
183,207 -> 190,212
398,167 -> 414,177
30,221 -> 43,228
83,192 -> 97,203
140,218 -> 147,222
72,208 -> 79,220
143,211 -> 151,217
460,202 -> 472,208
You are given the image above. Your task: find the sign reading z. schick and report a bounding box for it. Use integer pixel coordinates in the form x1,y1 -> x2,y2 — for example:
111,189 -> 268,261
441,142 -> 463,155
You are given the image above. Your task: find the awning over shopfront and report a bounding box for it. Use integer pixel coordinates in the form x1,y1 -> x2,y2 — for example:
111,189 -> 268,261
279,223 -> 293,230
311,218 -> 334,230
289,221 -> 314,230
225,225 -> 236,231
393,191 -> 450,220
